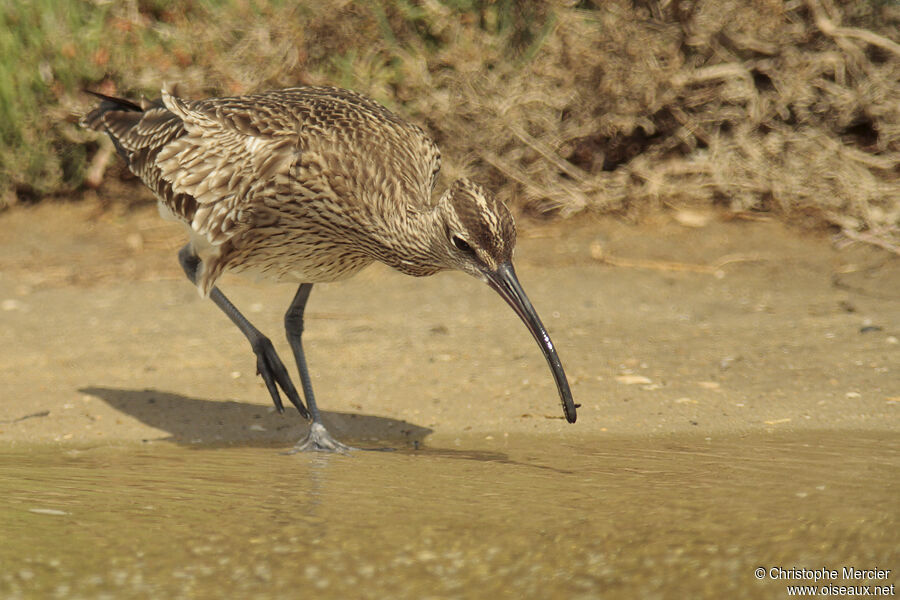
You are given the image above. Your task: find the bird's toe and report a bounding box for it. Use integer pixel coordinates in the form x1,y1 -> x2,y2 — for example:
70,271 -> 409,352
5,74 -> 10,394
288,422 -> 355,454
252,337 -> 309,419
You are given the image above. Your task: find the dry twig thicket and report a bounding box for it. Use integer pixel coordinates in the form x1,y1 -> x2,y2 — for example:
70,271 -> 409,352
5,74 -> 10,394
394,0 -> 899,252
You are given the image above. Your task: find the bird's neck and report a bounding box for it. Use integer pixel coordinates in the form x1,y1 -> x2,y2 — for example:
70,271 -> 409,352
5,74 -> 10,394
365,200 -> 446,277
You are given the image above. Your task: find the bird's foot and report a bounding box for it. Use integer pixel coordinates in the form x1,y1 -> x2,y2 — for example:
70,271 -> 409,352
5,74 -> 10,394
251,337 -> 309,419
288,422 -> 356,454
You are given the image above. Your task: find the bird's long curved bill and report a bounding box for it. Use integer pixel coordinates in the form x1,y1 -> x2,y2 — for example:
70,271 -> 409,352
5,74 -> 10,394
484,262 -> 577,423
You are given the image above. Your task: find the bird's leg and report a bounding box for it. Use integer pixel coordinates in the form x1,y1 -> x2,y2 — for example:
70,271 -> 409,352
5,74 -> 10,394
283,283 -> 355,453
177,244 -> 309,419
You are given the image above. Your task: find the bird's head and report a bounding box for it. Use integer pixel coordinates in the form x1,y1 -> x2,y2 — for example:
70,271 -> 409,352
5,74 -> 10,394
436,178 -> 516,278
434,178 -> 578,423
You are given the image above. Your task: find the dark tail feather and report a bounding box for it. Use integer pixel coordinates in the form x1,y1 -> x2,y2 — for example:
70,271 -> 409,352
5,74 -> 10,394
80,90 -> 144,133
84,90 -> 143,112
81,90 -> 150,166
81,88 -> 182,172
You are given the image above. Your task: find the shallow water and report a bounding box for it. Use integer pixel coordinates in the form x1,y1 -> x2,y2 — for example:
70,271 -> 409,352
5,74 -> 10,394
1,432 -> 897,599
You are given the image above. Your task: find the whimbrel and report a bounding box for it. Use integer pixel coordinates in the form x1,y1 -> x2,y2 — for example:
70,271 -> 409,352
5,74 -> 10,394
82,85 -> 577,451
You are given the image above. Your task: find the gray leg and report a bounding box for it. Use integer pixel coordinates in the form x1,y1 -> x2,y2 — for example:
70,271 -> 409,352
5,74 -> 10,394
284,283 -> 354,453
178,244 -> 309,419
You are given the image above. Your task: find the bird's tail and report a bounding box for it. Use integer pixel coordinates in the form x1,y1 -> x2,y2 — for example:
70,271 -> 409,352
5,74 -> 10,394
81,89 -> 183,171
81,90 -> 152,165
80,90 -> 144,131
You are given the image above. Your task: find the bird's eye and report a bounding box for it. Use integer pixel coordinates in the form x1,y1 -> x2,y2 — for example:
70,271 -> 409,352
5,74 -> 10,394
451,235 -> 473,253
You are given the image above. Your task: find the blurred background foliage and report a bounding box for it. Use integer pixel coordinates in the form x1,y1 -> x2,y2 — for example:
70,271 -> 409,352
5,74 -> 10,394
1,0 -> 898,248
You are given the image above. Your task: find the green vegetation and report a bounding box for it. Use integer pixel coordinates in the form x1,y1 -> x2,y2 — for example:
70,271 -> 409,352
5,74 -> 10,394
0,0 -> 554,200
1,0 -> 109,197
1,0 -> 898,249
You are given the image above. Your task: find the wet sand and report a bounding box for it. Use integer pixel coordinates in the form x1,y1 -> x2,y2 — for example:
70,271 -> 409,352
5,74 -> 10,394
0,200 -> 897,597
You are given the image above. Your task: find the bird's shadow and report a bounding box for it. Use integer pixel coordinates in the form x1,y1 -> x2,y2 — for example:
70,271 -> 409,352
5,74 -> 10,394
79,387 -> 431,449
80,387 -> 573,474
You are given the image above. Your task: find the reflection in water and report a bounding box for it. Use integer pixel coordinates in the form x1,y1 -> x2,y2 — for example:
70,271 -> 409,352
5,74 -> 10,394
0,431 -> 896,598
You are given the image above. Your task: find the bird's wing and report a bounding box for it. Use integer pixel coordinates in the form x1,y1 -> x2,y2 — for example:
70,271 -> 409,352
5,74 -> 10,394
155,87 -> 442,245
85,86 -> 443,247
155,90 -> 300,245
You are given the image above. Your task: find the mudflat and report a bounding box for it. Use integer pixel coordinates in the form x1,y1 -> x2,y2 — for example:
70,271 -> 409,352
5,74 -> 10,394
1,200 -> 896,444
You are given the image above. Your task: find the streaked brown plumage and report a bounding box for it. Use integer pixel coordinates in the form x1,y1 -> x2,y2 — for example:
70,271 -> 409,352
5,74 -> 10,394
83,85 -> 576,451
